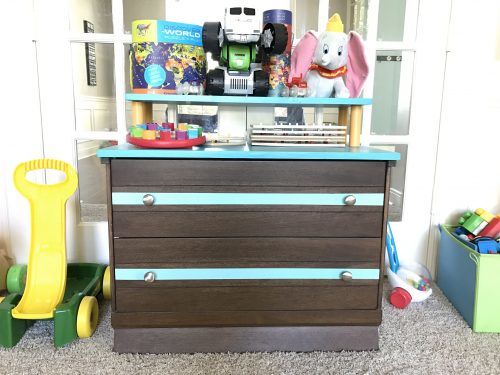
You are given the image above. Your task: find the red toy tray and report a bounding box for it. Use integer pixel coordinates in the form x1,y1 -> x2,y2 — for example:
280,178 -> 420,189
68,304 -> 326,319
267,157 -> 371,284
127,134 -> 206,149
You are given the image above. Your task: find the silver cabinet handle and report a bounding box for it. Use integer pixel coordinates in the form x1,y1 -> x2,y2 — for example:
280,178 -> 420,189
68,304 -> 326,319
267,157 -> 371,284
341,271 -> 353,281
344,195 -> 356,206
143,194 -> 155,206
144,271 -> 156,283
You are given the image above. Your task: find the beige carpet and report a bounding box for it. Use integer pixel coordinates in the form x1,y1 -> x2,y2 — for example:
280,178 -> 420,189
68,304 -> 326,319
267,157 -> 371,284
1,284 -> 500,375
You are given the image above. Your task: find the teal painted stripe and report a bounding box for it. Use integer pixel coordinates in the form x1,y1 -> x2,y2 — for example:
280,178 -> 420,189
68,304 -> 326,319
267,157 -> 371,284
97,144 -> 400,161
115,268 -> 380,280
112,193 -> 384,206
125,93 -> 373,107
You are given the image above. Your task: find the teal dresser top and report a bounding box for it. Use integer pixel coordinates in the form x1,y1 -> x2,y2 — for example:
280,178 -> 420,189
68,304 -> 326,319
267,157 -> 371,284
97,144 -> 400,161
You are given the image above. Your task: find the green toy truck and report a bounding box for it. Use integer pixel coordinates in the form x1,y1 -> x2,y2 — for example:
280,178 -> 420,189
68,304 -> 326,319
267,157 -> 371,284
202,6 -> 288,96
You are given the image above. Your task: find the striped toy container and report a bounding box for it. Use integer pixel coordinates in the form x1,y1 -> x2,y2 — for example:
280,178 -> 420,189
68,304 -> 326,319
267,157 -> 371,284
262,10 -> 292,97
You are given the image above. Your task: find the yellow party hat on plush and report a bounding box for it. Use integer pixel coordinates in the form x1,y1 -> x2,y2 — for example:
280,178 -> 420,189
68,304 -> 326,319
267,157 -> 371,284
326,13 -> 344,32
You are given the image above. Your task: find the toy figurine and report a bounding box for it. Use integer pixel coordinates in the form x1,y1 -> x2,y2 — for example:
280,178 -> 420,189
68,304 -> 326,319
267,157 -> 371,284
289,13 -> 369,98
202,7 -> 288,96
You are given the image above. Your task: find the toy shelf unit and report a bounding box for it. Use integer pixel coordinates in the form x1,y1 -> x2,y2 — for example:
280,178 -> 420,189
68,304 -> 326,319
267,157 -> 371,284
97,144 -> 399,353
125,94 -> 372,147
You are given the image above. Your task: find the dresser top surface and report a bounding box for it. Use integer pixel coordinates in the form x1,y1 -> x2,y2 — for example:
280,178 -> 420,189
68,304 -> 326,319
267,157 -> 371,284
97,144 -> 400,161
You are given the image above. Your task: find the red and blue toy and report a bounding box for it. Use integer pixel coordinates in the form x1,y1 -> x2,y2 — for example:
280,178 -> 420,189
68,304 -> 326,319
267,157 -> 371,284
386,223 -> 433,309
472,237 -> 500,254
454,208 -> 500,254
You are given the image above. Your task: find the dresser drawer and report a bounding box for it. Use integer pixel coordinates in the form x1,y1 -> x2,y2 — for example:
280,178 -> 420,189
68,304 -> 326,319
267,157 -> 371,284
115,284 -> 379,312
114,266 -> 380,311
113,237 -> 382,265
113,211 -> 383,238
111,159 -> 386,187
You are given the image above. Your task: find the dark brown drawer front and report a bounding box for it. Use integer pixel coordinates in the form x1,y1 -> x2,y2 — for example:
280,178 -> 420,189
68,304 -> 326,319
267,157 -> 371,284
111,160 -> 386,187
112,186 -> 384,194
115,285 -> 378,312
113,211 -> 383,238
113,238 -> 381,265
111,309 -> 382,328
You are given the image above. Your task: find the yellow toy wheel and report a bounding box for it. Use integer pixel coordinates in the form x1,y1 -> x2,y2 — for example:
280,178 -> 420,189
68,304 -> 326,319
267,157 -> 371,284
77,296 -> 99,339
102,266 -> 111,300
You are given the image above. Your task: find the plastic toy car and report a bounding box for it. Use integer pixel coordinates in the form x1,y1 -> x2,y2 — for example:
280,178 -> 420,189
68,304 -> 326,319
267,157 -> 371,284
202,7 -> 288,96
176,81 -> 204,95
283,75 -> 309,97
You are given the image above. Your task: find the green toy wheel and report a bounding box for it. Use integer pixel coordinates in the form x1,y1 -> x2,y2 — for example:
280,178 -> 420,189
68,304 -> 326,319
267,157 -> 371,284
6,265 -> 27,294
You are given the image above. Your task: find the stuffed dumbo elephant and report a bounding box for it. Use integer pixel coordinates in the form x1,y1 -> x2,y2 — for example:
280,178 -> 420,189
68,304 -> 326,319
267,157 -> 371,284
289,14 -> 369,98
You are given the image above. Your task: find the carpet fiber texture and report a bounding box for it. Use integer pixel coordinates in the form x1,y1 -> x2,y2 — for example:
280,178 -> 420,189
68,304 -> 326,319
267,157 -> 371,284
1,284 -> 499,375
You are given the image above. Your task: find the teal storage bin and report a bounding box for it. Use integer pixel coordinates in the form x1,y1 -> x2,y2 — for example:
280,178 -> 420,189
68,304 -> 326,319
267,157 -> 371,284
437,225 -> 500,332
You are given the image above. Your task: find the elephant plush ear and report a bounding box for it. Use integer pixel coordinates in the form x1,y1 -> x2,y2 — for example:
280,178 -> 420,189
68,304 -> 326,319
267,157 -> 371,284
346,31 -> 369,98
289,31 -> 318,84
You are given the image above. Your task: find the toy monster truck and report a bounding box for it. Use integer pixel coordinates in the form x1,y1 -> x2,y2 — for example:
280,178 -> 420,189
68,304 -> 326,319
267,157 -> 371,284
202,7 -> 288,96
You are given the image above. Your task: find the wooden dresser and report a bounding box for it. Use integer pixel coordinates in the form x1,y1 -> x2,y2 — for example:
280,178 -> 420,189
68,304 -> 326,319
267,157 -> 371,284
98,144 -> 399,353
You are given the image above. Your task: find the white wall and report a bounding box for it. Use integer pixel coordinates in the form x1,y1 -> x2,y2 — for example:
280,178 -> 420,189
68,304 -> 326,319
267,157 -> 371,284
69,0 -> 113,34
0,0 -> 44,263
70,0 -> 117,137
427,0 -> 500,271
123,0 -> 165,33
164,0 -> 290,25
293,0 -> 318,39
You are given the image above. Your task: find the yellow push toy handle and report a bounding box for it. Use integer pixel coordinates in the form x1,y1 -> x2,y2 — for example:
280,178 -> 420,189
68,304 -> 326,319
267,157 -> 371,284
14,159 -> 78,201
11,159 -> 78,320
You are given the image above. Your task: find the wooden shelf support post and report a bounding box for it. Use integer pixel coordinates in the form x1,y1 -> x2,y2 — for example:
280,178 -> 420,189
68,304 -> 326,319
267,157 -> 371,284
349,105 -> 363,147
132,101 -> 153,125
338,106 -> 349,144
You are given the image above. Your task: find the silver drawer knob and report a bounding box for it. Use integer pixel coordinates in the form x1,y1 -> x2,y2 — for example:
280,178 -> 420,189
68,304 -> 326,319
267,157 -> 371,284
143,194 -> 155,206
144,271 -> 156,283
344,195 -> 356,206
341,271 -> 353,281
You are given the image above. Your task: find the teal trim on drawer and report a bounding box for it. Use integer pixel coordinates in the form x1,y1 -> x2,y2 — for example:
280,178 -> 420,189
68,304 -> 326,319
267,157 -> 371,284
115,268 -> 380,281
112,193 -> 384,206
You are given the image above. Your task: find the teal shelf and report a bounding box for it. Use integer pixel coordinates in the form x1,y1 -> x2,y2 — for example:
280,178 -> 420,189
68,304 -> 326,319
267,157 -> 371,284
125,93 -> 372,107
97,144 -> 400,161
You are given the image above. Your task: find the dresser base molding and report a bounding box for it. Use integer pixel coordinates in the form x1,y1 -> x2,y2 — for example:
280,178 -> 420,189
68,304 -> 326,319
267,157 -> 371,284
113,326 -> 379,353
